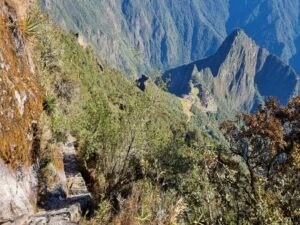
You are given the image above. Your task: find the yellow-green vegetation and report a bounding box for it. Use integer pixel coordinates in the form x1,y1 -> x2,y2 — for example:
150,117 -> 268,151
181,98 -> 193,120
29,6 -> 299,225
18,8 -> 43,39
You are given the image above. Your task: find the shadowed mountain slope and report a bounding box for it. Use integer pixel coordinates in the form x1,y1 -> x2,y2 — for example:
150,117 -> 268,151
164,29 -> 300,115
41,0 -> 300,74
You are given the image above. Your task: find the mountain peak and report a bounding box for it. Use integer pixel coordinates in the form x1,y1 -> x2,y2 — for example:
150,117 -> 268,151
230,28 -> 247,39
164,29 -> 299,113
230,28 -> 253,43
218,28 -> 255,55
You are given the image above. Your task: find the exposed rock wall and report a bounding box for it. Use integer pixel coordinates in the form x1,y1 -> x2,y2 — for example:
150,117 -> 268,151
0,159 -> 38,223
0,0 -> 43,221
0,0 -> 42,167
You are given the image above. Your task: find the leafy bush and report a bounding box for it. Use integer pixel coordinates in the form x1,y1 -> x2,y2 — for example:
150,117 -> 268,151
219,97 -> 300,224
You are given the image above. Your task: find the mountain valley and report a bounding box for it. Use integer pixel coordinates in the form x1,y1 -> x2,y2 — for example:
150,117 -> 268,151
0,1 -> 299,224
41,0 -> 300,75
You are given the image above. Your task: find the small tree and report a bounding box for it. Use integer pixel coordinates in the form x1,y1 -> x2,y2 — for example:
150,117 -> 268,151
221,97 -> 299,178
220,96 -> 300,223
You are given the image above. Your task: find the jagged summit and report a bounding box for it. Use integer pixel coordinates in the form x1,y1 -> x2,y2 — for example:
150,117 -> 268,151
226,28 -> 249,42
164,29 -> 299,114
218,28 -> 255,53
221,28 -> 251,45
197,28 -> 259,77
163,29 -> 260,96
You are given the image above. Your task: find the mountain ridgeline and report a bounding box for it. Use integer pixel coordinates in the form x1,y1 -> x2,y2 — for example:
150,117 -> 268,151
41,0 -> 300,74
164,29 -> 300,115
0,1 -> 299,224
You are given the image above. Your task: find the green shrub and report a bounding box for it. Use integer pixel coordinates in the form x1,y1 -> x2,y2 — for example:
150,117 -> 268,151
43,95 -> 56,115
19,7 -> 44,39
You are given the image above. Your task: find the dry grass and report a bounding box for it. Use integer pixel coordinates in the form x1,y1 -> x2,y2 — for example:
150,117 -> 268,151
17,4 -> 44,42
18,15 -> 40,40
109,183 -> 186,225
52,146 -> 64,171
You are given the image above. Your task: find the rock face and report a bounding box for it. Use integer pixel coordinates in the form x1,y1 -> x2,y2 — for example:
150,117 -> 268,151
0,0 -> 42,166
136,75 -> 149,91
0,2 -> 93,223
0,0 -> 42,222
164,29 -> 300,115
41,0 -> 300,74
0,159 -> 38,223
40,0 -> 228,73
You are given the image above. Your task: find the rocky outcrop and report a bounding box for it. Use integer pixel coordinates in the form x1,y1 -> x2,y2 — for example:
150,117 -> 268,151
136,75 -> 149,91
0,0 -> 42,222
0,159 -> 38,223
164,29 -> 300,115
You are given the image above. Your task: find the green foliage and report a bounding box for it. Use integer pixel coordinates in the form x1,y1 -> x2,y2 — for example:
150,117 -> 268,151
32,12 -> 230,224
33,11 -> 200,223
145,126 -> 194,188
43,95 -> 56,115
33,7 -> 299,224
218,97 -> 300,224
86,200 -> 112,225
19,7 -> 44,39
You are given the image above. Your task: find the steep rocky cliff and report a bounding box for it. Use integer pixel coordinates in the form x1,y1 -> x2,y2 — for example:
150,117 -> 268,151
164,29 -> 300,116
227,0 -> 300,72
0,0 -> 43,221
41,0 -> 300,74
40,0 -> 227,73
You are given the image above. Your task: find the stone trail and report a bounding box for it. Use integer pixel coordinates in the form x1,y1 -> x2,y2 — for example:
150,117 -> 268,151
27,135 -> 93,225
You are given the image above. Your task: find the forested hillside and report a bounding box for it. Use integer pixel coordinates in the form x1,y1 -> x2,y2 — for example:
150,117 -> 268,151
41,0 -> 300,73
27,4 -> 300,225
0,1 -> 299,224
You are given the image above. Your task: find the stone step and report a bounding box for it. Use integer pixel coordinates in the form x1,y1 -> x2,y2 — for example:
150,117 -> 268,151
67,174 -> 89,196
28,134 -> 93,224
28,204 -> 81,225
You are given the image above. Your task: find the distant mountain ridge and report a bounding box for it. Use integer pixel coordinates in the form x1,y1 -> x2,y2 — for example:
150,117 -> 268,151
40,0 -> 228,74
164,29 -> 300,115
41,0 -> 300,74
